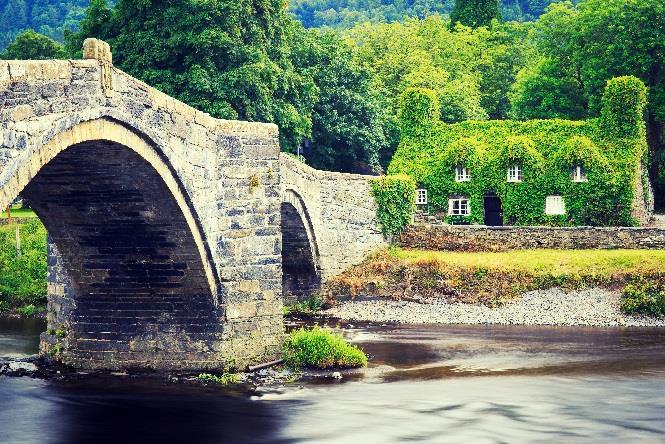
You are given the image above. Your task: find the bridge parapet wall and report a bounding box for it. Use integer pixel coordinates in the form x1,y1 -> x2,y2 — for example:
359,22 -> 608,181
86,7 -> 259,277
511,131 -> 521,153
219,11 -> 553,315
280,154 -> 386,281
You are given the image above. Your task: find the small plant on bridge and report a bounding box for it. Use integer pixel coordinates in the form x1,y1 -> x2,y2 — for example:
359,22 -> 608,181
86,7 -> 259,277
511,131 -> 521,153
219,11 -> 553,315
283,327 -> 368,369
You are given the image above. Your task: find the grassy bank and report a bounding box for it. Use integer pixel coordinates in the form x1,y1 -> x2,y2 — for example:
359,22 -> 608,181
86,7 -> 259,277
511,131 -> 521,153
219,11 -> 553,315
325,248 -> 665,307
0,220 -> 47,314
1,204 -> 37,219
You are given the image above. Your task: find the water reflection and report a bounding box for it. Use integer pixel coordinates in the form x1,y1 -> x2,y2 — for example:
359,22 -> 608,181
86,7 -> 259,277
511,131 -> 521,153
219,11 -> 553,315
0,317 -> 45,358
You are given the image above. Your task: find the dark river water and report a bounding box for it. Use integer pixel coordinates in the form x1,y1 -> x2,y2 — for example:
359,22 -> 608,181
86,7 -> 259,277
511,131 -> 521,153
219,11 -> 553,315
2,318 -> 665,443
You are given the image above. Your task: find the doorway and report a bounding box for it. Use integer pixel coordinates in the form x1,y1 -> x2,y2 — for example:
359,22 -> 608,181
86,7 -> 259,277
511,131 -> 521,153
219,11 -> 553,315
484,193 -> 503,226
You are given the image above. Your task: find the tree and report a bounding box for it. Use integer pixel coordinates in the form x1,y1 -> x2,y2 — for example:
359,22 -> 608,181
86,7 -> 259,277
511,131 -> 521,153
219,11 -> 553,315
450,0 -> 501,28
292,30 -> 391,173
66,0 -> 316,153
1,30 -> 65,59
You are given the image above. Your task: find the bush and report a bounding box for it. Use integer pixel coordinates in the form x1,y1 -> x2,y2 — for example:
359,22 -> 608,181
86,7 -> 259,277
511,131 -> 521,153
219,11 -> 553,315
0,220 -> 47,310
283,327 -> 368,369
621,281 -> 665,317
371,175 -> 416,236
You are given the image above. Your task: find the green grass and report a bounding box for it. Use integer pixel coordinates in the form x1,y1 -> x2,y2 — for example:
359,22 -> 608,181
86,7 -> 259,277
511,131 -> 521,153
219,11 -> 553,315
283,327 -> 368,369
1,205 -> 37,219
393,248 -> 665,279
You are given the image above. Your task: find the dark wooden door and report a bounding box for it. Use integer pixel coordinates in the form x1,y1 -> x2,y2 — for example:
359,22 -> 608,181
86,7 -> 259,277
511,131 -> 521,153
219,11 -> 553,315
484,194 -> 503,226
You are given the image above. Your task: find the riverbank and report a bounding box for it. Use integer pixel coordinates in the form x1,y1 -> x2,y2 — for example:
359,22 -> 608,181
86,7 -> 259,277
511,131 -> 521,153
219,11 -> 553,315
321,248 -> 665,326
323,288 -> 665,327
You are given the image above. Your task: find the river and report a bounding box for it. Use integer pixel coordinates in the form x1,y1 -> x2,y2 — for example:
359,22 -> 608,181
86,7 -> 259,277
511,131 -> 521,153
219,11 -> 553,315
1,318 -> 665,443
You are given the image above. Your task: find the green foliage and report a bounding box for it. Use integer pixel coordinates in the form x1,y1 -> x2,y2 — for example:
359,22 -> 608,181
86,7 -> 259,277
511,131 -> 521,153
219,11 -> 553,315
197,372 -> 242,385
370,174 -> 416,236
390,79 -> 647,226
67,0 -> 316,154
283,327 -> 368,369
1,30 -> 66,59
291,29 -> 390,173
16,303 -> 42,316
621,279 -> 665,317
283,294 -> 323,316
509,0 -> 664,206
451,0 -> 501,28
600,76 -> 649,141
0,220 -> 47,310
398,88 -> 440,136
0,0 -> 90,50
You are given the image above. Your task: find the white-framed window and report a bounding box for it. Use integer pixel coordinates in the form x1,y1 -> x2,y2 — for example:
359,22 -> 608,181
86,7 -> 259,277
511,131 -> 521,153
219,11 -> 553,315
571,165 -> 587,182
448,197 -> 470,216
455,165 -> 470,182
507,164 -> 523,182
416,189 -> 428,205
545,195 -> 566,215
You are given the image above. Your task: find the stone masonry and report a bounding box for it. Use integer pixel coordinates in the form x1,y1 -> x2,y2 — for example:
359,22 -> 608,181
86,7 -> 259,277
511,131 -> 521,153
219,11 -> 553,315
0,40 -> 388,371
400,223 -> 665,252
280,154 -> 387,301
0,39 -> 285,371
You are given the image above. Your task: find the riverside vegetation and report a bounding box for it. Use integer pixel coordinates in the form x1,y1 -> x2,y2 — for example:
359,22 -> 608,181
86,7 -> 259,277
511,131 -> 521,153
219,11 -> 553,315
323,248 -> 665,314
0,220 -> 46,315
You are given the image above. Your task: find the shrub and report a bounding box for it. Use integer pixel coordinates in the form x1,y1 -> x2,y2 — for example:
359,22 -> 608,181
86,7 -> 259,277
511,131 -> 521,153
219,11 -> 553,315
283,295 -> 324,316
621,281 -> 665,317
283,327 -> 368,369
371,175 -> 416,236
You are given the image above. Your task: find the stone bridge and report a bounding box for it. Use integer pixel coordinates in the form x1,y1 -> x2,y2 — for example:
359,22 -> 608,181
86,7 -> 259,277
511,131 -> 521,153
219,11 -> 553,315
0,40 -> 385,371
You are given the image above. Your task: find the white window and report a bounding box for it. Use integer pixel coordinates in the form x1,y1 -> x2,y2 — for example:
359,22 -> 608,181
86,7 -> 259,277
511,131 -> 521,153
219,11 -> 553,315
455,165 -> 470,182
572,165 -> 587,182
507,164 -> 523,182
448,198 -> 470,216
545,195 -> 566,215
416,189 -> 428,205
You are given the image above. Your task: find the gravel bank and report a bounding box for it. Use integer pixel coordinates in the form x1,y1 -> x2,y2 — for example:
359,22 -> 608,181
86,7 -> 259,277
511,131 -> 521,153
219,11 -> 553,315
322,288 -> 665,327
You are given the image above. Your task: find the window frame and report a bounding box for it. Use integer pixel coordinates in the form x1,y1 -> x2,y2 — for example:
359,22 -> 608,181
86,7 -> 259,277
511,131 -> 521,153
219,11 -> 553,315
448,197 -> 470,216
416,188 -> 428,205
507,164 -> 523,183
545,195 -> 566,215
455,165 -> 471,182
571,165 -> 588,182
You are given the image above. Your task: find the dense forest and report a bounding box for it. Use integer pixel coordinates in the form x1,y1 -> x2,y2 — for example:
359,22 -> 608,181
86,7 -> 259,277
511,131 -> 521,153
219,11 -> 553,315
0,0 -> 572,50
290,0 -> 576,28
0,0 -> 90,48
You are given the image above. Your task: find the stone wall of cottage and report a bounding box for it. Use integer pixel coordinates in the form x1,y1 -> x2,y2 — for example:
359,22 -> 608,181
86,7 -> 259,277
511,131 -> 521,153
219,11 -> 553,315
399,223 -> 665,251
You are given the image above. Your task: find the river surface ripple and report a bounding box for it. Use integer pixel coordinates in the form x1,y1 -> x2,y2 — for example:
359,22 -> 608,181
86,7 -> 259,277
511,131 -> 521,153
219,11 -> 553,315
1,319 -> 665,443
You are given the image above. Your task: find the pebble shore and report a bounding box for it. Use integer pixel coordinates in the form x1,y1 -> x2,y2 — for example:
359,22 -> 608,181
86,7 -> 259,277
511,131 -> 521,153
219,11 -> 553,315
323,288 -> 665,327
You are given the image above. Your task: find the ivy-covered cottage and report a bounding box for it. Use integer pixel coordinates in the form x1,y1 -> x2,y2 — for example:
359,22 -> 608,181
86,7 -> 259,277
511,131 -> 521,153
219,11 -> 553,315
389,76 -> 654,227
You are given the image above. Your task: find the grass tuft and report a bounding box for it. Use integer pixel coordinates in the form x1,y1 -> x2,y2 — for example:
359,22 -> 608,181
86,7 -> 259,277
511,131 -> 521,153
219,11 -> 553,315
283,327 -> 368,369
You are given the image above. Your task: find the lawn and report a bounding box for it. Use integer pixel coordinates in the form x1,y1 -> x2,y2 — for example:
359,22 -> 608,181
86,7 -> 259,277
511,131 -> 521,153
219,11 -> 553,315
393,248 -> 665,279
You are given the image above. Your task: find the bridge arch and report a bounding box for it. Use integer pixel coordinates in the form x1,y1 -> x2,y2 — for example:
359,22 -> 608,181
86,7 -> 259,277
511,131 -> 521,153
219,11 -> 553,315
281,189 -> 321,301
2,118 -> 224,369
0,118 -> 219,300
